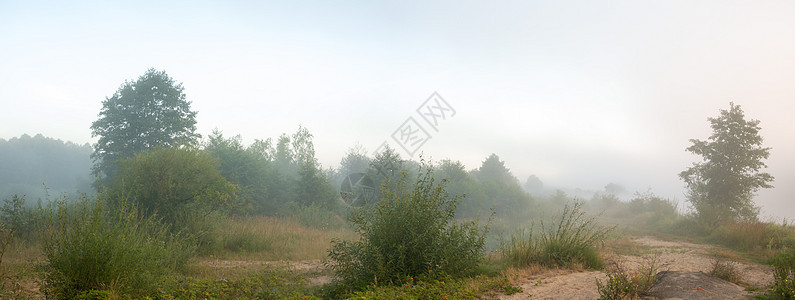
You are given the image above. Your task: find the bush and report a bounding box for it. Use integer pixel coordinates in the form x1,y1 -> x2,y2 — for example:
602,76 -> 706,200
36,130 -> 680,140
770,249 -> 795,299
38,193 -> 194,299
327,164 -> 491,291
107,147 -> 236,253
502,201 -> 612,269
1,195 -> 37,242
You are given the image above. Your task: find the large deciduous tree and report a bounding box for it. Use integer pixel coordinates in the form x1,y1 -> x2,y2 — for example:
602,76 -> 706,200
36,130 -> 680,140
90,69 -> 199,180
679,102 -> 774,223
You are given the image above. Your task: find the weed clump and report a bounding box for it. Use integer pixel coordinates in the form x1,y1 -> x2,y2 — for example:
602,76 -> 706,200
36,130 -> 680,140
502,201 -> 612,269
596,255 -> 659,300
709,256 -> 741,284
327,164 -> 491,292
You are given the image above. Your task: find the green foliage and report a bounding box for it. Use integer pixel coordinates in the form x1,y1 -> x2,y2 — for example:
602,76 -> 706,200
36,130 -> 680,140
295,160 -> 338,208
2,195 -> 38,241
107,147 -> 236,251
334,145 -> 372,186
327,164 -> 490,292
366,145 -> 408,195
680,102 -> 774,224
470,154 -> 532,217
502,201 -> 612,269
91,68 -> 200,180
38,194 -> 194,299
596,256 -> 659,300
205,130 -> 278,215
770,249 -> 795,299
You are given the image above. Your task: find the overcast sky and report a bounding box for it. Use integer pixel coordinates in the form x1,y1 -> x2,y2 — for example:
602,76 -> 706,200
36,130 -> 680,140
1,1 -> 793,220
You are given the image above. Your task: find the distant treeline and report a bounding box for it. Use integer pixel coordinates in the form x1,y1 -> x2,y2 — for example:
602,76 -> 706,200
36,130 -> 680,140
0,131 -> 543,219
0,134 -> 92,201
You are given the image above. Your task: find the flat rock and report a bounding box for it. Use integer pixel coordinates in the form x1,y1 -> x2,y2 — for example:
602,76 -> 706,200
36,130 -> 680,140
643,271 -> 748,300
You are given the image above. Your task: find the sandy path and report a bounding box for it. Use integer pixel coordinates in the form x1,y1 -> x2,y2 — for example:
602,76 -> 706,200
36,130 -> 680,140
501,237 -> 773,300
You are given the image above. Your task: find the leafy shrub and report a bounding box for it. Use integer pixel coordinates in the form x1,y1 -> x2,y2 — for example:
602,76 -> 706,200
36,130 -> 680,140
1,195 -> 37,242
770,249 -> 795,299
38,194 -> 194,299
596,255 -> 659,300
327,164 -> 491,291
502,201 -> 612,269
107,147 -> 236,253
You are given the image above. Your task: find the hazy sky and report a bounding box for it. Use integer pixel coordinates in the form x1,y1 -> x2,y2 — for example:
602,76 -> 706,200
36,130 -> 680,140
2,1 -> 793,220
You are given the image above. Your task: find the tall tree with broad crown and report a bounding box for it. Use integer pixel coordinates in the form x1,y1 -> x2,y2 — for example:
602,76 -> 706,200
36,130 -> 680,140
679,102 -> 774,223
90,68 -> 199,180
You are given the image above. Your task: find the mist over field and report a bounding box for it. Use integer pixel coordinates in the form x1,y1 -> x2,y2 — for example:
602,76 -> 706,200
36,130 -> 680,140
1,1 -> 793,218
4,2 -> 795,299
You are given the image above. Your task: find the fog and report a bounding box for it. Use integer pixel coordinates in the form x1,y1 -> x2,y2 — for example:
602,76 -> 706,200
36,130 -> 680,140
1,1 -> 793,219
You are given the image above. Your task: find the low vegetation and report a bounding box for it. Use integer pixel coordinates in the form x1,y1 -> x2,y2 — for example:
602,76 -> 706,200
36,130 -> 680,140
709,256 -> 742,284
596,255 -> 660,300
770,249 -> 795,299
38,193 -> 194,299
501,201 -> 612,269
327,165 -> 492,295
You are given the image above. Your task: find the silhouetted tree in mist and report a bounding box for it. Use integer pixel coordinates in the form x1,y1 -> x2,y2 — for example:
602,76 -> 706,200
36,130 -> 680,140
679,102 -> 774,223
90,69 -> 199,181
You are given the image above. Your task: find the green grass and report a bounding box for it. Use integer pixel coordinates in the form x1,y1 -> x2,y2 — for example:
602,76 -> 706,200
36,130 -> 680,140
343,274 -> 521,300
215,215 -> 356,260
501,201 -> 613,269
38,194 -> 195,299
155,267 -> 320,299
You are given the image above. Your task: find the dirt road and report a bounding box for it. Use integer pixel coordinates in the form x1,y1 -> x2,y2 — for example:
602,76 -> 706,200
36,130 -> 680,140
500,237 -> 773,300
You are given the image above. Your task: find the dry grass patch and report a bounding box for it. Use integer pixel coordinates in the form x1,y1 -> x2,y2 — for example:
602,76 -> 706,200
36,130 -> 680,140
215,216 -> 356,260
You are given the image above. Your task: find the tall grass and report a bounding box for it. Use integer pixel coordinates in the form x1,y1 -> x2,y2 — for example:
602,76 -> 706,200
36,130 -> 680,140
704,219 -> 795,258
502,201 -> 613,269
216,215 -> 356,260
38,193 -> 194,299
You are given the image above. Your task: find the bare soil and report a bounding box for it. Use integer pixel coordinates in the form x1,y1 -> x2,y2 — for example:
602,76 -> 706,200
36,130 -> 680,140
500,236 -> 773,300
